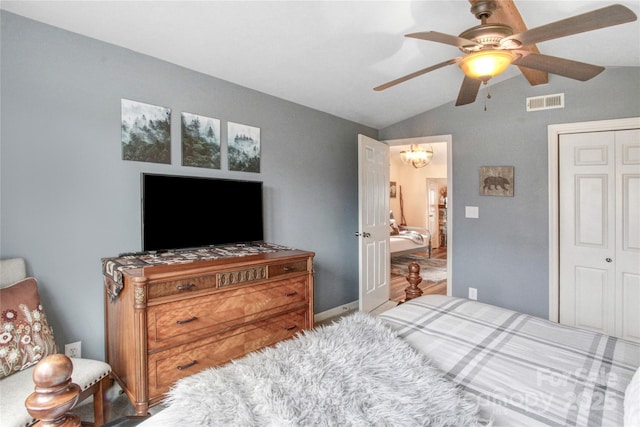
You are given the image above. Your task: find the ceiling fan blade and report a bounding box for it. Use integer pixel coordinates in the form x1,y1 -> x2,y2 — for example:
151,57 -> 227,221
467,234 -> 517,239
373,58 -> 458,91
486,0 -> 548,86
455,76 -> 482,106
406,31 -> 480,49
506,4 -> 637,47
512,51 -> 604,81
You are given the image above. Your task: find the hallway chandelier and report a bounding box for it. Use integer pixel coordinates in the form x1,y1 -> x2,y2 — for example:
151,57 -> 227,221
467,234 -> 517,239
400,144 -> 433,168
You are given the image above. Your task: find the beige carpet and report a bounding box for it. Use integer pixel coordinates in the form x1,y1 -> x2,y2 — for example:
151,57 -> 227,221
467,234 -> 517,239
371,301 -> 399,315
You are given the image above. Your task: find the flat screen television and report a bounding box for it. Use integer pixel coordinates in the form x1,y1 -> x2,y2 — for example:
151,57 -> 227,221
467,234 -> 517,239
141,173 -> 264,252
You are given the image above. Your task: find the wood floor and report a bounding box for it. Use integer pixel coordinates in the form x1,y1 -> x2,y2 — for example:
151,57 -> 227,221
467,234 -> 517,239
317,247 -> 448,325
390,246 -> 447,303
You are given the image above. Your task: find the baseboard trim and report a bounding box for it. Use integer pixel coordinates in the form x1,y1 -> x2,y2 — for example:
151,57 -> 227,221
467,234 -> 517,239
314,300 -> 358,323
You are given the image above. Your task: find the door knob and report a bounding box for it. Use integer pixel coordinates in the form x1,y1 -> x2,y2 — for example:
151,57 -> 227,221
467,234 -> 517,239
354,232 -> 371,238
605,258 -> 612,263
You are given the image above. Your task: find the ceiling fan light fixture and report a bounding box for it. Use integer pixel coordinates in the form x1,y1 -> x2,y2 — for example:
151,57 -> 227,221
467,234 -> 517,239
458,50 -> 515,81
400,144 -> 433,168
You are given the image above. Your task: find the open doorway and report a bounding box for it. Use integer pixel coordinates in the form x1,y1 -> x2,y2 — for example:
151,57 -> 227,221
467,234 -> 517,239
385,136 -> 451,302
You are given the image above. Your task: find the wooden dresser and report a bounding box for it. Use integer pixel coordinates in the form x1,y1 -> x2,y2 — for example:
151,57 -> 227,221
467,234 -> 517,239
103,247 -> 314,415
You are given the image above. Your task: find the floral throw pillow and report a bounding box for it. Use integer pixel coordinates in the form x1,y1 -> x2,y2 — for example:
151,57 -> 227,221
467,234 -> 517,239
0,277 -> 57,378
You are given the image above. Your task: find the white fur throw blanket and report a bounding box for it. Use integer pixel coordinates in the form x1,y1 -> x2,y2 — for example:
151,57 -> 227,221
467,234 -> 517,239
151,312 -> 485,426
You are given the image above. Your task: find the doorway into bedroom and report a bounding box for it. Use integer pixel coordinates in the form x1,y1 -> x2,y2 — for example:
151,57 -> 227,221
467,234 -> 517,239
387,137 -> 450,303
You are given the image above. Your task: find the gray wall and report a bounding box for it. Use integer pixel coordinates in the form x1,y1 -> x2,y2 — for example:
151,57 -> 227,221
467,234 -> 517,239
3,10 -> 639,361
380,67 -> 640,318
0,12 -> 376,360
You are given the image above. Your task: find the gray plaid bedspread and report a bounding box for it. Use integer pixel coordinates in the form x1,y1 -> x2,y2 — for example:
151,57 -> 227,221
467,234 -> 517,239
379,295 -> 640,427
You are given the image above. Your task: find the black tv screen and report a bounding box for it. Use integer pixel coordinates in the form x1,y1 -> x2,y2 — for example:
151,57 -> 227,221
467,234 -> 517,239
142,173 -> 264,252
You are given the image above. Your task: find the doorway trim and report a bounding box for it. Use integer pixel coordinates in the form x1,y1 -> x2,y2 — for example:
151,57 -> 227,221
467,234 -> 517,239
384,134 -> 452,296
547,117 -> 640,322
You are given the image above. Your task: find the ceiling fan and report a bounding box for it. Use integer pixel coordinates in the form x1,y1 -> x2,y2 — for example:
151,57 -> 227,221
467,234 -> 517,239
374,1 -> 637,106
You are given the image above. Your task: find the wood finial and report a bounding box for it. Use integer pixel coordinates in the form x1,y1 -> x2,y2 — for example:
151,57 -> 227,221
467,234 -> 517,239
404,262 -> 423,301
25,354 -> 82,427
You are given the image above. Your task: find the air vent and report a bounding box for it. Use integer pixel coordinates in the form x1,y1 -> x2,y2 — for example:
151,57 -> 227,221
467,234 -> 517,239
526,93 -> 565,112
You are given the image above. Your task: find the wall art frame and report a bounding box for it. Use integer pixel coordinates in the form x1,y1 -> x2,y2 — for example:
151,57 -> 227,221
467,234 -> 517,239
228,121 -> 260,173
181,112 -> 221,169
480,166 -> 514,197
121,99 -> 171,164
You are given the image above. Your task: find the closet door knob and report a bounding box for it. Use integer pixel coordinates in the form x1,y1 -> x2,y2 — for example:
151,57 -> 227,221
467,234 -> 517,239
605,258 -> 612,263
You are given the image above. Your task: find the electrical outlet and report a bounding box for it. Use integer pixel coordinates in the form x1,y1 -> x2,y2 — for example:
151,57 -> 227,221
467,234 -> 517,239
64,341 -> 81,358
469,287 -> 478,301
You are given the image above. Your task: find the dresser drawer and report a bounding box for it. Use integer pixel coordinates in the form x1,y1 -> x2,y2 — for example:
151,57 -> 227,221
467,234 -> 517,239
147,274 -> 217,300
147,308 -> 308,400
147,276 -> 309,351
268,259 -> 308,277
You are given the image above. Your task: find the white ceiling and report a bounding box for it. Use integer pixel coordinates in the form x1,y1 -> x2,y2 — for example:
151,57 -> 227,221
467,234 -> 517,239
2,1 -> 639,129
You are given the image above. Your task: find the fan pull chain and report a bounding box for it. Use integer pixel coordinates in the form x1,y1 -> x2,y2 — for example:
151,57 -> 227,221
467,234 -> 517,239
484,85 -> 492,112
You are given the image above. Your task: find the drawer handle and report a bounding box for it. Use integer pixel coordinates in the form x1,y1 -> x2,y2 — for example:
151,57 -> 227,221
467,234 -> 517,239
283,267 -> 295,272
176,283 -> 196,291
176,316 -> 198,325
176,360 -> 197,370
284,291 -> 298,297
285,325 -> 298,331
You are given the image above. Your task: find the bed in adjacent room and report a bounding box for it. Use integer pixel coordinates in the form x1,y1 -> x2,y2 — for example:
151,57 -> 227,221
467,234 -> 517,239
390,225 -> 432,258
130,293 -> 638,427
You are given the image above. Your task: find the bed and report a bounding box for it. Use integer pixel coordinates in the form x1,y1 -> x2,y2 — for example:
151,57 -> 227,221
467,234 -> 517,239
131,293 -> 639,426
390,225 -> 432,258
25,281 -> 639,426
381,295 -> 640,426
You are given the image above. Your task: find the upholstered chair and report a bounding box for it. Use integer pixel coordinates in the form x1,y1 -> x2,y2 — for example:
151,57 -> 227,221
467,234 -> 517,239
0,258 -> 112,426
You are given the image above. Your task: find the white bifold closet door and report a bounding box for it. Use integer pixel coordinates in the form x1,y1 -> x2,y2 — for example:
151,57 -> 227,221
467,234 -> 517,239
559,129 -> 640,343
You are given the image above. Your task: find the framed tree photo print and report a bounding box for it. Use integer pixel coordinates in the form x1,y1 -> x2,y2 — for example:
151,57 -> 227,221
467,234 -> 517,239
228,121 -> 260,173
181,112 -> 221,169
121,99 -> 171,164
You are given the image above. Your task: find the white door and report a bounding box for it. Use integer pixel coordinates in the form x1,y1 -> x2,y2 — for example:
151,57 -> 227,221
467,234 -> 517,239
427,180 -> 438,247
614,129 -> 640,342
559,129 -> 640,342
357,134 -> 390,312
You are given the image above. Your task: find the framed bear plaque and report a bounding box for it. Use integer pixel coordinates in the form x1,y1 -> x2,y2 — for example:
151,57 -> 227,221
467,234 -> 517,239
480,166 -> 514,197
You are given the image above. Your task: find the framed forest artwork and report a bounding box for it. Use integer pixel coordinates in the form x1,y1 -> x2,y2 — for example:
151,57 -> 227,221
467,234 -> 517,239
121,99 -> 171,164
228,121 -> 260,173
181,112 -> 221,169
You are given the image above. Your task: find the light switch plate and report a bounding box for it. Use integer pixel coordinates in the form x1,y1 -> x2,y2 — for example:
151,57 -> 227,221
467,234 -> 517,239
465,206 -> 479,218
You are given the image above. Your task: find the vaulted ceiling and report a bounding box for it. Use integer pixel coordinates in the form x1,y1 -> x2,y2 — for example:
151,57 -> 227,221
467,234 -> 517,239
2,1 -> 639,129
